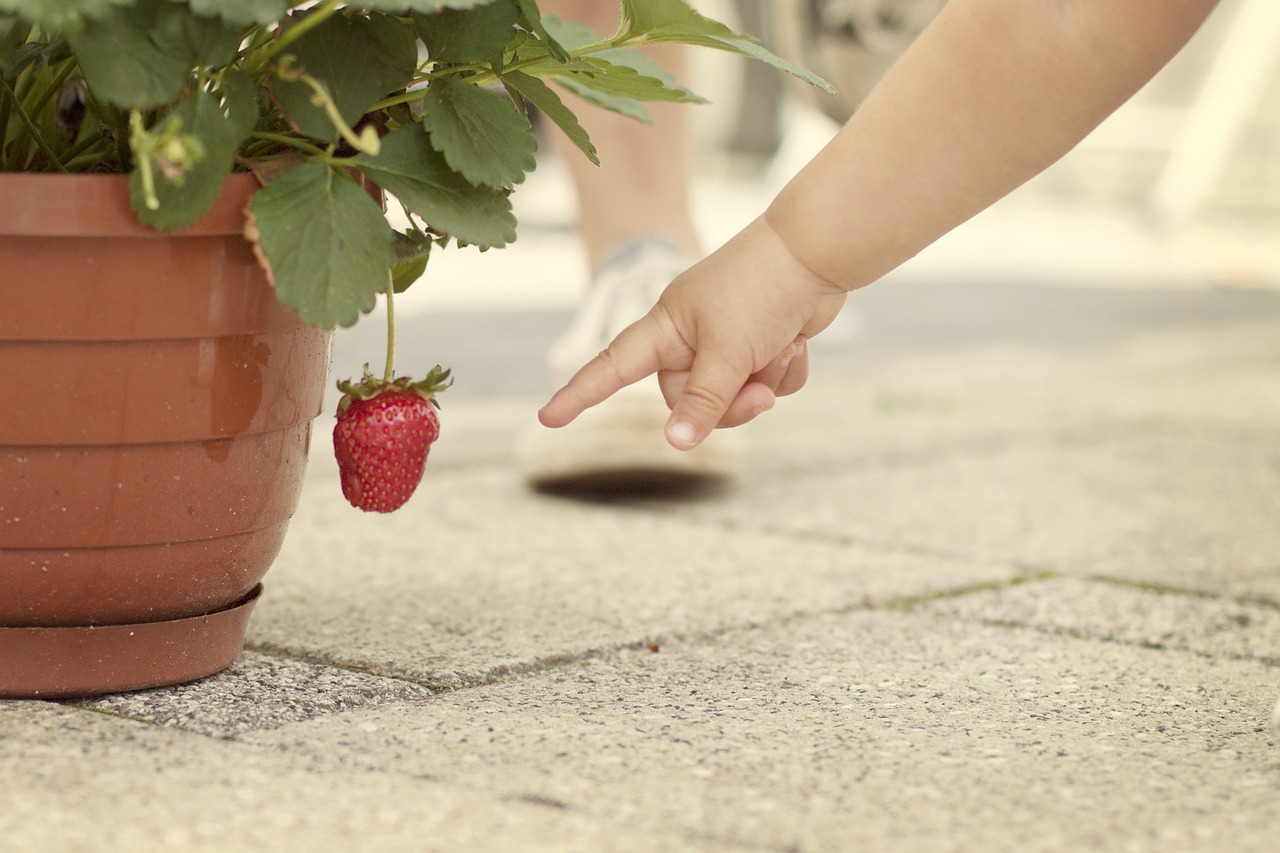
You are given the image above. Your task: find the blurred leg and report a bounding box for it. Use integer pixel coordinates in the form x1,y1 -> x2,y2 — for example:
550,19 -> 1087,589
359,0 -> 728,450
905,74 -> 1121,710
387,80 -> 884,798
539,0 -> 701,270
516,1 -> 745,492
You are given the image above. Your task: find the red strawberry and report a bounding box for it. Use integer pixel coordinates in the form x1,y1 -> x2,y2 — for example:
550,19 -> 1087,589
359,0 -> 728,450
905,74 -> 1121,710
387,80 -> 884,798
333,365 -> 450,513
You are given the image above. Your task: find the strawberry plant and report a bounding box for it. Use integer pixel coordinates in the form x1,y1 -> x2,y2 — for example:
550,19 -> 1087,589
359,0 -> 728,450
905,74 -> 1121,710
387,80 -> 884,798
0,0 -> 830,509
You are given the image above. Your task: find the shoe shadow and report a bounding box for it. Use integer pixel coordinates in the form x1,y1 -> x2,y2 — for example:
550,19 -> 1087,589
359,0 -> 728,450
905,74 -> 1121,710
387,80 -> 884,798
530,471 -> 733,505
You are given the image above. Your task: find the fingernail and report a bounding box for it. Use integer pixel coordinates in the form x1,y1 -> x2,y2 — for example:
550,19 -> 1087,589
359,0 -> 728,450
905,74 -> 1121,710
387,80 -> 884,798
667,421 -> 697,447
794,338 -> 807,356
777,344 -> 797,372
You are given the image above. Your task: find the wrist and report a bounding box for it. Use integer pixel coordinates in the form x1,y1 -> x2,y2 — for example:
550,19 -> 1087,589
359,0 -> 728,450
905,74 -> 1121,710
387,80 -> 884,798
758,207 -> 852,297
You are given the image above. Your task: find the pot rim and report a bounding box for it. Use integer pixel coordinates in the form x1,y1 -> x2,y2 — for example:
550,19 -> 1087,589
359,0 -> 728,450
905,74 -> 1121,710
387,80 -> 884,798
0,172 -> 261,238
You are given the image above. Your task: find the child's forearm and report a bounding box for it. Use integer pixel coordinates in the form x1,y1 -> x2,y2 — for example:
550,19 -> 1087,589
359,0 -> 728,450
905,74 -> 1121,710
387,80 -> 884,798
767,0 -> 1220,293
538,0 -> 1222,446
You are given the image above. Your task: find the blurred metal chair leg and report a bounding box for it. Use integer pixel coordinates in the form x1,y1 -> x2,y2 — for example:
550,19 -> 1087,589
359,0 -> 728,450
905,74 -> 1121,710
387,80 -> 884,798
1148,0 -> 1280,227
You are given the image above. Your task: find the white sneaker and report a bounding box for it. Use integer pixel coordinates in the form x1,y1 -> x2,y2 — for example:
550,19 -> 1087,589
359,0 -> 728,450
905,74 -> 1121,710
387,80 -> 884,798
516,238 -> 745,491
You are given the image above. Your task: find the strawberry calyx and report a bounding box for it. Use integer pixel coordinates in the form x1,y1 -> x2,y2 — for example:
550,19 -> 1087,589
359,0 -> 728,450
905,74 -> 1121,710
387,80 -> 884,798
336,363 -> 452,415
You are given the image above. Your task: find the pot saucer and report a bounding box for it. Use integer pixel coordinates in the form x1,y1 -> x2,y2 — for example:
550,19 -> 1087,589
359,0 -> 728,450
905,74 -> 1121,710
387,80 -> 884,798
0,585 -> 262,699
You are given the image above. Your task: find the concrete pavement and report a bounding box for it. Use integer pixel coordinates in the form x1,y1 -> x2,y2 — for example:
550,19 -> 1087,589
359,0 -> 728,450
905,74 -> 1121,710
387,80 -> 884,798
7,10 -> 1280,844
3,263 -> 1279,850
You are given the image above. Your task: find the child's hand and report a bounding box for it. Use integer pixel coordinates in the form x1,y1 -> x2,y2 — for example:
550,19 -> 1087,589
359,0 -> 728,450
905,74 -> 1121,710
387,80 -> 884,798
538,216 -> 848,450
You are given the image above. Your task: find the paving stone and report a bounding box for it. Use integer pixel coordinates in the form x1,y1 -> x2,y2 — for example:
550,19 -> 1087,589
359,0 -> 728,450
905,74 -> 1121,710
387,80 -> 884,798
915,575 -> 1280,664
70,651 -> 435,737
242,610 -> 1280,852
252,465 -> 1014,690
635,422 -> 1280,596
0,701 -> 735,852
636,383 -> 1280,595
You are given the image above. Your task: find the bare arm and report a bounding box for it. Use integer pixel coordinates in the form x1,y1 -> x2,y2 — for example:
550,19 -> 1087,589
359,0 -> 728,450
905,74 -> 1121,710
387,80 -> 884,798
770,0 -> 1221,290
540,0 -> 1221,448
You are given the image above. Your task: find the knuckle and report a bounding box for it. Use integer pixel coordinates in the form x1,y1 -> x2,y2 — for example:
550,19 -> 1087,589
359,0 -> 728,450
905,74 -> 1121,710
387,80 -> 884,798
680,382 -> 731,414
594,344 -> 628,385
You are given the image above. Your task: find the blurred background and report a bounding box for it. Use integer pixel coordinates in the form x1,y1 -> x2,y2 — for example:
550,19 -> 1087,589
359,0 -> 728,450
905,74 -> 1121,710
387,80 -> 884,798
334,0 -> 1280,416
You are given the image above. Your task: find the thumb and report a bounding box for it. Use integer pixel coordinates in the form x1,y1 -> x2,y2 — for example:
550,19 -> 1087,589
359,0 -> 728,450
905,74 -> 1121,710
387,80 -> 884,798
663,353 -> 747,450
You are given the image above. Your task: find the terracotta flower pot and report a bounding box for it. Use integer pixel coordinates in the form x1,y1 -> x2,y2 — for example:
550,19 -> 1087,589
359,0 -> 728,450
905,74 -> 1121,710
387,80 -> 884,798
0,174 -> 330,698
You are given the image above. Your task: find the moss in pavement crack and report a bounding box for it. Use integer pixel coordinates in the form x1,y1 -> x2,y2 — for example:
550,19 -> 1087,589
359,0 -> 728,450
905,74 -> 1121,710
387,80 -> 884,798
880,569 -> 1060,612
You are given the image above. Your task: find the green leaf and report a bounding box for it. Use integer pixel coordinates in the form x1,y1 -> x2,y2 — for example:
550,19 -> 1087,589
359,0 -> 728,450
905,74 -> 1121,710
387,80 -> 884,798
2,34 -> 70,82
545,57 -> 707,105
150,2 -> 242,68
501,69 -> 596,165
691,33 -> 835,95
247,162 -> 396,330
550,77 -> 648,123
69,0 -> 244,109
390,229 -> 432,294
70,8 -> 190,107
543,14 -> 701,100
355,123 -> 516,248
513,0 -> 568,63
219,68 -> 261,137
0,0 -> 132,33
620,0 -> 705,33
415,0 -> 519,65
358,0 -> 498,11
517,15 -> 704,123
620,0 -> 835,95
129,75 -> 259,229
421,78 -> 535,189
542,15 -> 706,101
0,17 -> 26,68
272,12 -> 417,143
186,0 -> 290,26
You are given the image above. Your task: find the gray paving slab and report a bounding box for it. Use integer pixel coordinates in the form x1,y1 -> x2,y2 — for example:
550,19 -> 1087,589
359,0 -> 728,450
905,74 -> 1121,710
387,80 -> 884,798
247,461 -> 1015,694
240,610 -> 1280,852
916,575 -> 1280,664
616,320 -> 1280,599
654,421 -> 1280,596
0,701 -> 717,853
72,650 -> 434,737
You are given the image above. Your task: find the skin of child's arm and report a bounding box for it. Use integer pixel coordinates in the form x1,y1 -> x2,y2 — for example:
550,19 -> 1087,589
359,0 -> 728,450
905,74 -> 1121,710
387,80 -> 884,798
539,0 -> 1221,450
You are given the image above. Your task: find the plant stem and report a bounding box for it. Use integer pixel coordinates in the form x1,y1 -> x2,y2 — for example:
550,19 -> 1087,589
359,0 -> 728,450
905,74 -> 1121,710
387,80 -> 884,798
369,87 -> 429,114
24,58 -> 77,123
128,111 -> 159,209
280,64 -> 380,155
238,25 -> 274,63
368,33 -> 645,113
0,93 -> 13,168
239,137 -> 281,159
61,149 -> 113,172
383,276 -> 397,383
58,127 -> 103,161
0,77 -> 66,172
471,33 -> 641,85
57,130 -> 112,171
13,66 -> 37,103
109,107 -> 132,171
248,130 -> 328,158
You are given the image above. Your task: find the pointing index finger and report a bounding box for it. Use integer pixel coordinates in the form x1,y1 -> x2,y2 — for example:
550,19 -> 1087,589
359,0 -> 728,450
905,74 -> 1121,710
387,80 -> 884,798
537,320 -> 666,428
